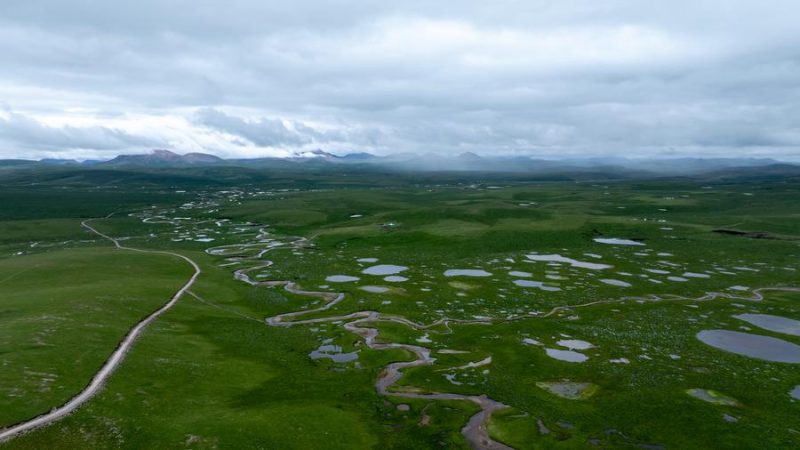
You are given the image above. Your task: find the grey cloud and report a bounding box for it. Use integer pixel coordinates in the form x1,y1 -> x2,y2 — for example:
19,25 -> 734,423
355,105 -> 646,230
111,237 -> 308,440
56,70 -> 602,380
195,108 -> 311,147
0,1 -> 799,159
194,108 -> 384,149
0,111 -> 161,152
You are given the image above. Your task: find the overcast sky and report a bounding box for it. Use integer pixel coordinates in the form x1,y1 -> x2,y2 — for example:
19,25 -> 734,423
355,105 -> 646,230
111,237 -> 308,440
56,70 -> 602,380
1,0 -> 799,160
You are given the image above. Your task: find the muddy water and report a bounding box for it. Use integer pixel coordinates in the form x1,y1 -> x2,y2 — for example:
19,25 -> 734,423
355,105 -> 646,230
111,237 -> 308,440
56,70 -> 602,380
344,314 -> 512,449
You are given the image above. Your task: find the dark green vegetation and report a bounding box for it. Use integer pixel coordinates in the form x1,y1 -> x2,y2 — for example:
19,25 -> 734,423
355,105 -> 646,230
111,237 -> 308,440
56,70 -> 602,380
1,166 -> 799,449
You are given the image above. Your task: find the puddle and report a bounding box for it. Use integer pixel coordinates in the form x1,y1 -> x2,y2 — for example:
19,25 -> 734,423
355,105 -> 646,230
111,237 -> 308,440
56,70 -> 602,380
545,348 -> 588,363
791,385 -> 800,400
601,279 -> 632,287
357,257 -> 378,263
594,238 -> 645,246
667,276 -> 688,282
309,344 -> 359,362
360,285 -> 390,293
444,373 -> 462,385
362,264 -> 408,275
326,275 -> 360,282
444,269 -> 492,277
557,339 -> 594,350
526,254 -> 612,270
686,388 -> 740,406
384,276 -> 408,282
523,338 -> 542,346
697,330 -> 800,363
513,279 -> 561,291
417,333 -> 432,343
683,272 -> 711,278
733,314 -> 800,336
536,381 -> 597,399
509,271 -> 532,277
449,281 -> 476,290
722,414 -> 738,423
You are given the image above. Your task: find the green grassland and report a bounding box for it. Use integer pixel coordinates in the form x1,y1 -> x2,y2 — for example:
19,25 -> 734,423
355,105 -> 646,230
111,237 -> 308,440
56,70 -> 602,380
1,172 -> 799,448
0,248 -> 192,426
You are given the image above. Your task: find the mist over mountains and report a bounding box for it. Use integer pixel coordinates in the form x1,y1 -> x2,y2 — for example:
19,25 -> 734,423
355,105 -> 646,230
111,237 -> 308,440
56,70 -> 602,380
2,149 -> 795,177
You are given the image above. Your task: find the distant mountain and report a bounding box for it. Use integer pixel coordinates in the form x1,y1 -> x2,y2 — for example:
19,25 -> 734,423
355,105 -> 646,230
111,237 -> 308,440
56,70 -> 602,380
339,152 -> 378,161
40,158 -> 80,166
456,152 -> 483,162
602,157 -> 779,175
699,163 -> 800,181
0,159 -> 39,168
101,149 -> 224,167
2,149 -> 795,177
291,149 -> 340,160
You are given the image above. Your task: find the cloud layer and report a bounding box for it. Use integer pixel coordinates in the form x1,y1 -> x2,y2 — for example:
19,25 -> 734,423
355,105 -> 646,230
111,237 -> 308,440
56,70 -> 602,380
0,1 -> 798,160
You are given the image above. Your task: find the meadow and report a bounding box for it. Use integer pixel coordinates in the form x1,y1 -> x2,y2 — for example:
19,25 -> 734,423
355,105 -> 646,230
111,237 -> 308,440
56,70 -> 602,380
1,171 -> 799,449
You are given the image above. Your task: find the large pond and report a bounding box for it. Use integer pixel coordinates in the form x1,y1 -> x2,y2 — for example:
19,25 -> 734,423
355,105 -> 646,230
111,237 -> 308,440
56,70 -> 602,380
360,285 -> 390,293
384,276 -> 408,282
733,313 -> 800,337
444,269 -> 492,277
513,279 -> 561,291
696,330 -> 800,363
600,278 -> 632,287
326,275 -> 360,282
593,238 -> 645,246
362,264 -> 408,275
557,339 -> 594,350
545,348 -> 588,363
526,253 -> 612,270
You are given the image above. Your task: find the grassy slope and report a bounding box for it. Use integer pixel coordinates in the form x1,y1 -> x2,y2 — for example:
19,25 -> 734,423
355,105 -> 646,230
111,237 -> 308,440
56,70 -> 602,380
0,248 -> 191,426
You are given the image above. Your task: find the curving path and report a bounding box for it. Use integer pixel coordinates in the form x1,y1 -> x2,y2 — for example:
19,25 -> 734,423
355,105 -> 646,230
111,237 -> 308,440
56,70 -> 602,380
0,217 -> 201,443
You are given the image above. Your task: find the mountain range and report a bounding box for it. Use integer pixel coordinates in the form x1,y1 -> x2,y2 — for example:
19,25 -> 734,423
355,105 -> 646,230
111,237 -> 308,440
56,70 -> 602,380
1,149 -> 796,176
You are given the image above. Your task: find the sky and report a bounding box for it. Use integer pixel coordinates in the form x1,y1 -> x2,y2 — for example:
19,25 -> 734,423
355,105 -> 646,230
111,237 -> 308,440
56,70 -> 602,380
1,0 -> 799,161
